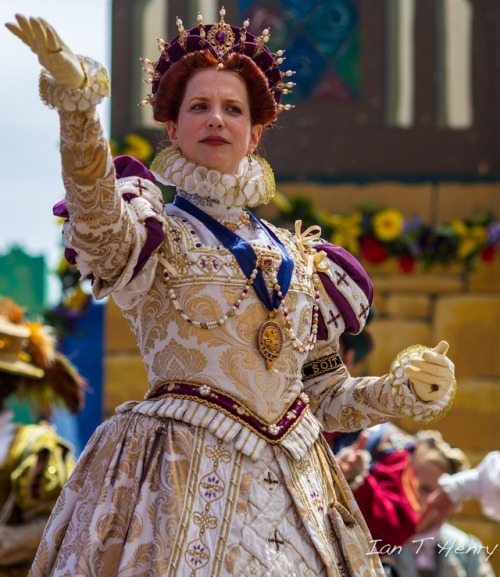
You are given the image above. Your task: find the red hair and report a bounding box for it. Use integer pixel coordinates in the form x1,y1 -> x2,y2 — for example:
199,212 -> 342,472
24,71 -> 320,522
153,51 -> 277,127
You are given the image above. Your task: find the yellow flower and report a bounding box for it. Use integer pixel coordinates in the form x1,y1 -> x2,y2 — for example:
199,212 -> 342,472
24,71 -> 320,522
373,209 -> 404,242
109,139 -> 119,158
327,212 -> 362,254
56,255 -> 71,275
271,190 -> 293,213
63,286 -> 89,311
451,220 -> 468,237
456,225 -> 488,259
122,134 -> 154,163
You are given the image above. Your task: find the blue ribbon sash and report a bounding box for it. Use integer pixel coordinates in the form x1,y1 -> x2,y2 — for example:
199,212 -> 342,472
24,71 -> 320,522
172,195 -> 294,311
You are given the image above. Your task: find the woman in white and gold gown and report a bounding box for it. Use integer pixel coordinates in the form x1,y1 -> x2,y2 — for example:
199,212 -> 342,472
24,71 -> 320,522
7,10 -> 456,577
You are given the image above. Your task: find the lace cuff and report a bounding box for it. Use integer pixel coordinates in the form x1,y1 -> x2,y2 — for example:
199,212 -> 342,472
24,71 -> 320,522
39,55 -> 110,112
388,344 -> 456,424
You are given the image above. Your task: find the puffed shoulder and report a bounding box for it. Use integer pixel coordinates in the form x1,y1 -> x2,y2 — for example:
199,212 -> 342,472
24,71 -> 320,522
316,243 -> 374,304
54,155 -> 162,219
53,156 -> 165,284
114,155 -> 156,183
314,242 -> 373,335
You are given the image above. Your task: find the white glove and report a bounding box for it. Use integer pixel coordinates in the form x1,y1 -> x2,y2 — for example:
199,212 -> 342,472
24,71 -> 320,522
5,14 -> 85,89
404,340 -> 455,401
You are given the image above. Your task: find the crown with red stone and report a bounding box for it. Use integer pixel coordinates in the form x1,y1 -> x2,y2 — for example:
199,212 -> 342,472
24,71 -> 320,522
140,6 -> 296,113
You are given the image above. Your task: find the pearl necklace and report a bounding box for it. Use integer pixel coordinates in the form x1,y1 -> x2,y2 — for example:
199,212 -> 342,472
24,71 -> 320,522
161,253 -> 321,354
270,270 -> 321,353
162,262 -> 256,329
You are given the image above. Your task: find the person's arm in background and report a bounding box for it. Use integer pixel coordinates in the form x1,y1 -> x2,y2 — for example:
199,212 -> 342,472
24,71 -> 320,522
418,450 -> 500,531
335,432 -> 420,549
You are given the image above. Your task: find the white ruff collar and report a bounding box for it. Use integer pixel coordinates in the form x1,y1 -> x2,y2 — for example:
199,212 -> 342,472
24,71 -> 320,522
150,147 -> 276,209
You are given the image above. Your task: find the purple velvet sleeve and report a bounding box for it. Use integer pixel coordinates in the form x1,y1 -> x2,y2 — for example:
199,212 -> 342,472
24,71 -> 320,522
114,157 -> 164,279
315,243 -> 374,336
53,200 -> 78,265
52,155 -> 164,280
114,155 -> 156,182
52,155 -> 156,219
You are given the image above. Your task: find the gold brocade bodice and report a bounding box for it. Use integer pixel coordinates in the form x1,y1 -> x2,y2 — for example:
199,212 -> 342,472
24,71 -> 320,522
119,210 -> 318,424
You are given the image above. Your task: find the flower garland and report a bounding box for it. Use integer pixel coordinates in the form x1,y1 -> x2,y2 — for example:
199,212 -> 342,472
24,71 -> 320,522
271,193 -> 499,273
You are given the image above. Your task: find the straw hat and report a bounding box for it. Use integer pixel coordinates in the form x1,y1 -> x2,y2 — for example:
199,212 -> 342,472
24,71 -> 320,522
0,296 -> 85,414
0,315 -> 44,379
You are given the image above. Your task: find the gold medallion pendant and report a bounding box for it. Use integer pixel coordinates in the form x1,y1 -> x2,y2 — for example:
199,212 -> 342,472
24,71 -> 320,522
257,314 -> 283,369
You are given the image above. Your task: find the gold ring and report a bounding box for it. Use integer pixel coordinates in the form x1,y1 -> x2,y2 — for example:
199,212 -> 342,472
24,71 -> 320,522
48,47 -> 62,54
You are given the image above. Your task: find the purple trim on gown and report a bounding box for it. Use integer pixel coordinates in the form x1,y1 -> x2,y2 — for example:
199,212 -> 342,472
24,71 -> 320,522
146,381 -> 310,443
52,155 -> 165,281
315,243 -> 373,336
53,199 -> 78,266
114,155 -> 156,182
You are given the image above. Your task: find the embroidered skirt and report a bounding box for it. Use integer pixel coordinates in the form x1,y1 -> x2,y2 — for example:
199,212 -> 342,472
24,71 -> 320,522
28,410 -> 384,576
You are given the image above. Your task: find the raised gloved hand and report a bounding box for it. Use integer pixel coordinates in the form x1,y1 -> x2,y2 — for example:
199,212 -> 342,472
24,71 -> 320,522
404,340 -> 455,401
5,14 -> 85,89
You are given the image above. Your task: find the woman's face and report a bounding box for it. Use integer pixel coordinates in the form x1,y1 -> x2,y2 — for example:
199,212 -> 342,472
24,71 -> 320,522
166,68 -> 263,174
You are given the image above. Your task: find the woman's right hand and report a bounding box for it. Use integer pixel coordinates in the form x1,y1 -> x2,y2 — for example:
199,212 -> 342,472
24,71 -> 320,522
5,14 -> 85,89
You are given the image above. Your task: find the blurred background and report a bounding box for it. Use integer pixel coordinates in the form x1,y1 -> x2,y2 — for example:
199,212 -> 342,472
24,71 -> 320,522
1,0 -> 499,572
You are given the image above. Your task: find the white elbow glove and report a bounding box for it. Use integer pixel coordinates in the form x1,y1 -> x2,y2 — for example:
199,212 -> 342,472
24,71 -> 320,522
5,14 -> 85,88
404,340 -> 455,401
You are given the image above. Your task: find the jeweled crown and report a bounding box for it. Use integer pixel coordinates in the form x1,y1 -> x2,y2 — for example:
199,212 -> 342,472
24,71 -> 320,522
141,6 -> 295,113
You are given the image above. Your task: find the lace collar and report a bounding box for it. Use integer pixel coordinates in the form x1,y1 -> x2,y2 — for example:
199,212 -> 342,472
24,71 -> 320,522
150,147 -> 276,209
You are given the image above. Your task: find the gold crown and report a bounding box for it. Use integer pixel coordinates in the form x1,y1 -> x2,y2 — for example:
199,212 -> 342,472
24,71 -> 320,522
140,6 -> 296,114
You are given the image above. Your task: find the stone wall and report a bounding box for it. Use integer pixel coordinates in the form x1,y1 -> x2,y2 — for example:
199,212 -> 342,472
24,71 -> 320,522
103,181 -> 500,573
357,256 -> 500,575
270,181 -> 500,573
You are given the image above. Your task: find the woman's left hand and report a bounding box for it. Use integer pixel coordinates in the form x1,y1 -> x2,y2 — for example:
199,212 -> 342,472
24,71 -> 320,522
404,341 -> 455,401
